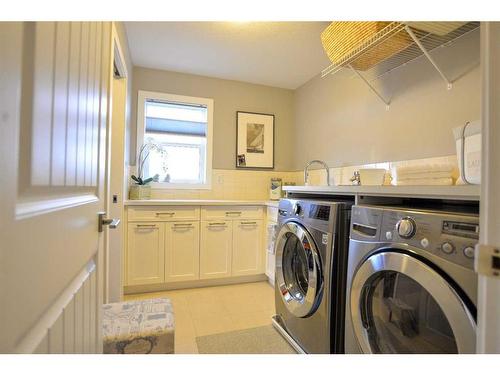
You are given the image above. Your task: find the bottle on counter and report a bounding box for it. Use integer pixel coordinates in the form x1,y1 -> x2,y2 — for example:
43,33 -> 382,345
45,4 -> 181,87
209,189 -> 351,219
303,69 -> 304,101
270,178 -> 283,200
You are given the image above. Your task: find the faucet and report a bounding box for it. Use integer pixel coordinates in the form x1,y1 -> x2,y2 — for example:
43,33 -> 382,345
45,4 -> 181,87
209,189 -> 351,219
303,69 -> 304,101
304,160 -> 331,186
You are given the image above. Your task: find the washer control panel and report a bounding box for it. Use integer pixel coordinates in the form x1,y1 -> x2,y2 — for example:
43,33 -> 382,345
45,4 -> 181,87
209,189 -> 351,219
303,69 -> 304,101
379,208 -> 479,270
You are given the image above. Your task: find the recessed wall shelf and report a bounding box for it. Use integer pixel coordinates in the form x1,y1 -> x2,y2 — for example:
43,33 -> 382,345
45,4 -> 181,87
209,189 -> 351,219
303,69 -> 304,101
321,22 -> 480,108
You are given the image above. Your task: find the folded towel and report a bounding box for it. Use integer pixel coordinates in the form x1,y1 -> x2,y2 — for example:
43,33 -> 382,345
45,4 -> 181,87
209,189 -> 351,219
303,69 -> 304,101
392,164 -> 454,176
395,177 -> 453,186
395,171 -> 453,180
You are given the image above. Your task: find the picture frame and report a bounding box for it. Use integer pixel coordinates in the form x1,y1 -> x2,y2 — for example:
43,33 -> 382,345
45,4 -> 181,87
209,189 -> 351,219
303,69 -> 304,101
236,111 -> 275,169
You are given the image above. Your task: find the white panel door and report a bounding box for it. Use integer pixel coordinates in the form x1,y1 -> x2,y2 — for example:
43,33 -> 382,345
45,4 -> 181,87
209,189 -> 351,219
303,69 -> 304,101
165,222 -> 200,282
232,220 -> 263,276
0,22 -> 112,353
200,220 -> 233,279
126,223 -> 165,286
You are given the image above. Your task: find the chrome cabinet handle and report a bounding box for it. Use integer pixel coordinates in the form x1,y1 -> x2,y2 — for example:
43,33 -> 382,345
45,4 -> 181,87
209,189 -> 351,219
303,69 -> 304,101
173,223 -> 193,228
156,212 -> 175,216
208,222 -> 227,227
240,221 -> 257,225
98,212 -> 120,232
136,224 -> 156,228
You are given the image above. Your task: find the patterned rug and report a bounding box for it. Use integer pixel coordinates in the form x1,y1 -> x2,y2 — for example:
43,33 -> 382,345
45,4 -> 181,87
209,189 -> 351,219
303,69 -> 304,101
196,325 -> 297,354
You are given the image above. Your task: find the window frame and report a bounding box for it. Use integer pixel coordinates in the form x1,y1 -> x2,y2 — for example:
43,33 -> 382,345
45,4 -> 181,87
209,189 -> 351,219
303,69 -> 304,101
136,90 -> 213,190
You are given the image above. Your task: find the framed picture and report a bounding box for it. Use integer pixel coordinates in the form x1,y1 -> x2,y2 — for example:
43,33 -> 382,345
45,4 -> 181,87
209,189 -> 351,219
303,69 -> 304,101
236,111 -> 275,169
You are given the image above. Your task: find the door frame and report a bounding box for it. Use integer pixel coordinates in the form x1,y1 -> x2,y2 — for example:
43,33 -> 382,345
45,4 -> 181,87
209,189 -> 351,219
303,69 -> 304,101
477,21 -> 500,353
104,23 -> 128,303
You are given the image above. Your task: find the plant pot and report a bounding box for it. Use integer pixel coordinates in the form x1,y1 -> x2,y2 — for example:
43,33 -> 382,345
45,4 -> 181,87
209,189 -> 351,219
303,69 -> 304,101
129,184 -> 152,200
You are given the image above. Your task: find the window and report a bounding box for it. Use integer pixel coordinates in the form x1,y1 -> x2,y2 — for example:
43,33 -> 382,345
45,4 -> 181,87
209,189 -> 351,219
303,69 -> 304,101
137,91 -> 213,189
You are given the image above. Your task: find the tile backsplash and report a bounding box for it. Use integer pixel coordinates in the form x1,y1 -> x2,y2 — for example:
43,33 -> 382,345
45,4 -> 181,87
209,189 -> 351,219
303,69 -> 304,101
144,169 -> 302,201
128,154 -> 460,201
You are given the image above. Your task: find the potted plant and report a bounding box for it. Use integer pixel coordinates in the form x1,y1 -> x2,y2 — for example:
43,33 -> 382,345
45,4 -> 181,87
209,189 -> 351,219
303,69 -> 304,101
129,140 -> 167,200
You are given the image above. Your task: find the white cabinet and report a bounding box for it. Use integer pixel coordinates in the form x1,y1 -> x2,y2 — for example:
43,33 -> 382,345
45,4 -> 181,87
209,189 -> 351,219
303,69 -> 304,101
165,221 -> 200,282
126,223 -> 165,285
200,220 -> 233,279
232,220 -> 263,276
125,205 -> 266,290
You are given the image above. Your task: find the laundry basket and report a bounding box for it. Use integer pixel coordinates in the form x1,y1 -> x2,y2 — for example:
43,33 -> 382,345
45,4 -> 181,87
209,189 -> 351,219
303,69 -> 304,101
453,120 -> 481,185
321,21 -> 413,71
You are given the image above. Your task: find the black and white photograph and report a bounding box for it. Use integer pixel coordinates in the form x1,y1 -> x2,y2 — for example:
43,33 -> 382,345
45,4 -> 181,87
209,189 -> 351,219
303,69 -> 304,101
246,123 -> 265,153
236,111 -> 274,168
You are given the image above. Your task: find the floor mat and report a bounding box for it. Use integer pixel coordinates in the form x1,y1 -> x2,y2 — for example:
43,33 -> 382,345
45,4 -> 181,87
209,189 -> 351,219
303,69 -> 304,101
195,325 -> 297,354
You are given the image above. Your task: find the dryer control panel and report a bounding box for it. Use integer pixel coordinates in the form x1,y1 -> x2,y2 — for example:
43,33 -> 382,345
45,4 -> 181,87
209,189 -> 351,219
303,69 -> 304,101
350,205 -> 480,270
381,208 -> 479,270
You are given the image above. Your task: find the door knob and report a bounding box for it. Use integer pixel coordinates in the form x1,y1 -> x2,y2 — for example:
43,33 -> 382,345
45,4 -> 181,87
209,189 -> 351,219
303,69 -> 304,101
98,212 -> 121,232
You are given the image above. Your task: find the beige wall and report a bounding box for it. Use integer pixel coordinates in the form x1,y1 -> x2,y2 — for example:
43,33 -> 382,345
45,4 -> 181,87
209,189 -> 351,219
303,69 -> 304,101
292,28 -> 480,170
131,67 -> 295,171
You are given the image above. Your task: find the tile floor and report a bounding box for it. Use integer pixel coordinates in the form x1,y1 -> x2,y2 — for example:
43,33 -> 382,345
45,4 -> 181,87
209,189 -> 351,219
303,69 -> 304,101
124,281 -> 275,354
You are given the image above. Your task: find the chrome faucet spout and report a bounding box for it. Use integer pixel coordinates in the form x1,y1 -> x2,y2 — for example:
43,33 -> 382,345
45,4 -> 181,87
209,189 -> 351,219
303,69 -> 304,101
304,160 -> 331,186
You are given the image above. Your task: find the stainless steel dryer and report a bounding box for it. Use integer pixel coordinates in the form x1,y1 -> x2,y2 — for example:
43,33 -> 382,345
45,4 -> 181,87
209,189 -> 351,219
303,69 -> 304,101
345,205 -> 479,354
272,198 -> 352,354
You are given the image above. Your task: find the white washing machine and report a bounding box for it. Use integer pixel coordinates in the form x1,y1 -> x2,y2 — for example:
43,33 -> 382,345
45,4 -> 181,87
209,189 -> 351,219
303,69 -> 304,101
272,198 -> 352,353
345,205 -> 478,353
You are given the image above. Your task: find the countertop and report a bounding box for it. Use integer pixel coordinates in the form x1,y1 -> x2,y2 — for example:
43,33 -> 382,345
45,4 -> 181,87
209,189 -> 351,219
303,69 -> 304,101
124,199 -> 280,207
124,185 -> 480,207
283,184 -> 480,201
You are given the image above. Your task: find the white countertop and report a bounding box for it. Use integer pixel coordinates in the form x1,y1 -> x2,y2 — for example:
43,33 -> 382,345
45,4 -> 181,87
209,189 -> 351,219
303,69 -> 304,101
124,199 -> 280,207
283,184 -> 480,201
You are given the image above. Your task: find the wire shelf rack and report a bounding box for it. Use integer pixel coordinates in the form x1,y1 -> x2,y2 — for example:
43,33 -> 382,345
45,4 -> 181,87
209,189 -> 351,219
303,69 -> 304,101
322,22 -> 479,80
321,22 -> 480,108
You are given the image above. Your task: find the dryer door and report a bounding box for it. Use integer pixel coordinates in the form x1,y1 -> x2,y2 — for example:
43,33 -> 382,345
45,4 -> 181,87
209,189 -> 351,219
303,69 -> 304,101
350,251 -> 476,353
275,222 -> 323,318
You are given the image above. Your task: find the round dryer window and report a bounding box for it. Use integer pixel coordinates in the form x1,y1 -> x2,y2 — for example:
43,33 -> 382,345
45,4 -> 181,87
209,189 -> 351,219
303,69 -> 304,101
275,222 -> 323,318
350,251 -> 476,354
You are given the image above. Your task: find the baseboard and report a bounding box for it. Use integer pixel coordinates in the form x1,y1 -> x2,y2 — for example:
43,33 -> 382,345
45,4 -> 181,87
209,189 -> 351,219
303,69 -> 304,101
123,274 -> 267,294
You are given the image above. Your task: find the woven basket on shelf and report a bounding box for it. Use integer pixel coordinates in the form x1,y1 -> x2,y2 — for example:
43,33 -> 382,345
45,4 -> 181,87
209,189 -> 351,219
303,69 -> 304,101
405,22 -> 467,36
321,21 -> 413,71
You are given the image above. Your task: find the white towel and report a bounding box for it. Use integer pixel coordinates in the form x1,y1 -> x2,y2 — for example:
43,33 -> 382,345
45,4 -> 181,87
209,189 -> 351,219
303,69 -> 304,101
392,164 -> 454,175
395,177 -> 453,186
395,171 -> 453,180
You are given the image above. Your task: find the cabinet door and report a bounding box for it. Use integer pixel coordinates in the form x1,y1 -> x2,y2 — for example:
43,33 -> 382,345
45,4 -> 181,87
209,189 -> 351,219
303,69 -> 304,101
165,221 -> 200,282
126,223 -> 165,286
232,220 -> 263,276
200,220 -> 233,280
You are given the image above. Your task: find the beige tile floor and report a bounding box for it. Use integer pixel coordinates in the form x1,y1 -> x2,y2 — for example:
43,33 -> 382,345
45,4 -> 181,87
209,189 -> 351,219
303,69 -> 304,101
124,281 -> 276,354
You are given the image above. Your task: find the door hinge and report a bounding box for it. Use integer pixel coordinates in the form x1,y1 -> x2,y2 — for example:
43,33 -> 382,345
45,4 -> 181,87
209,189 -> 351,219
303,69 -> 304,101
475,244 -> 500,278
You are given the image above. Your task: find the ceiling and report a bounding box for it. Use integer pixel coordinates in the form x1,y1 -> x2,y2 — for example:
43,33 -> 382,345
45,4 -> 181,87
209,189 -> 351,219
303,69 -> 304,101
124,22 -> 331,90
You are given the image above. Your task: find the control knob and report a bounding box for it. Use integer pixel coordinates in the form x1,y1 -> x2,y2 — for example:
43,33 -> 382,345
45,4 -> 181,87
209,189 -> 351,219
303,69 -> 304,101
396,217 -> 416,239
463,246 -> 475,259
441,242 -> 455,254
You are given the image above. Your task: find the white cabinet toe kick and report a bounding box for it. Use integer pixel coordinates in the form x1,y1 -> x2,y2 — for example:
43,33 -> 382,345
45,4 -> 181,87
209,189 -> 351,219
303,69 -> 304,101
124,204 -> 273,293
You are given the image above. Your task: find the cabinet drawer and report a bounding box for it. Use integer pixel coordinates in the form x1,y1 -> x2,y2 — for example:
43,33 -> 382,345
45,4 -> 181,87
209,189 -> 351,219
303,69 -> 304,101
266,206 -> 278,222
128,206 -> 200,222
201,206 -> 264,221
